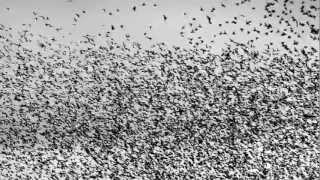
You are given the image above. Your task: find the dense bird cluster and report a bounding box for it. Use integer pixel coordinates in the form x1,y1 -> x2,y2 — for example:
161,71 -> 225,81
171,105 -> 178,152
0,0 -> 319,179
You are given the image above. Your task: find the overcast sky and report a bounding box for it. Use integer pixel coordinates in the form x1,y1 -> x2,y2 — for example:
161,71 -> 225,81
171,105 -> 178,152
0,0 -> 319,55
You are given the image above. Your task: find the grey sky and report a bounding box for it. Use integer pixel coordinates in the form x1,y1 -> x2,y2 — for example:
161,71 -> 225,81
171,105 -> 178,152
0,0 -> 319,55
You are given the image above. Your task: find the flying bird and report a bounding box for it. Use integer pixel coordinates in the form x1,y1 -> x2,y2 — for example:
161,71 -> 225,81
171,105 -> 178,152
206,16 -> 212,24
163,15 -> 167,21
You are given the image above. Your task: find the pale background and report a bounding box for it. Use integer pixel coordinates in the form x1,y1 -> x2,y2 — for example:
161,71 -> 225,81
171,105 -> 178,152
0,0 -> 318,55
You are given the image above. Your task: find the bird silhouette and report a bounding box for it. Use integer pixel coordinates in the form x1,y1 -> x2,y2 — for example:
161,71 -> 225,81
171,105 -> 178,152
163,15 -> 167,21
206,16 -> 212,24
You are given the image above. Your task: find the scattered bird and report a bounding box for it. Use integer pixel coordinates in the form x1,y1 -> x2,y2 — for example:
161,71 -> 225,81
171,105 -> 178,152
206,15 -> 212,24
163,15 -> 167,21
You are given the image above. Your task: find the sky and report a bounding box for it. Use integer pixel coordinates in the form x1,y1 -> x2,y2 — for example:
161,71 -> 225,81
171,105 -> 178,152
0,0 -> 319,55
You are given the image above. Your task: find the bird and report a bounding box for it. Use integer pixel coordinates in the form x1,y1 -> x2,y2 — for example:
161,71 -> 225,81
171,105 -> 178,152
206,16 -> 212,24
163,15 -> 167,21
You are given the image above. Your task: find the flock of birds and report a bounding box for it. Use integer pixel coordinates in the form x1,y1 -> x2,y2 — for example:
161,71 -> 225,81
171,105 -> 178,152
0,0 -> 319,179
2,0 -> 318,56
